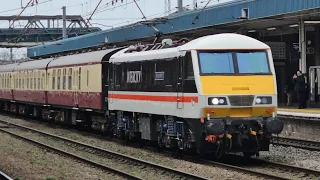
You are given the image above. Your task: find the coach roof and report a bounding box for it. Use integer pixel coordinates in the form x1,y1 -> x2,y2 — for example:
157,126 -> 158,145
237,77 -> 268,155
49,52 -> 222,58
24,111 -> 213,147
14,58 -> 54,71
48,48 -> 122,68
0,63 -> 18,72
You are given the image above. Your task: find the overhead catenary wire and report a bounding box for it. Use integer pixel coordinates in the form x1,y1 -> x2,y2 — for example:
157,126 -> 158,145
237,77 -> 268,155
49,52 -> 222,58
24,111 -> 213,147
9,0 -> 39,27
2,0 -> 249,45
86,0 -> 103,26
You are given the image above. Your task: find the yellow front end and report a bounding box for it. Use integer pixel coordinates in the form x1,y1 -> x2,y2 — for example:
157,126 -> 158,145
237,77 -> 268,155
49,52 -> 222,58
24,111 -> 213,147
200,75 -> 276,118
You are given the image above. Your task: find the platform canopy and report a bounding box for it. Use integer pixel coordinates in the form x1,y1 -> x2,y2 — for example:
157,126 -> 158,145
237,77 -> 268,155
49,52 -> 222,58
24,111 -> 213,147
27,0 -> 320,59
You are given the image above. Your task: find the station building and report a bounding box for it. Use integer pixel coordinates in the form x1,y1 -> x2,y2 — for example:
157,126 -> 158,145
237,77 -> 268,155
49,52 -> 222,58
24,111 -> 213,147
27,0 -> 320,105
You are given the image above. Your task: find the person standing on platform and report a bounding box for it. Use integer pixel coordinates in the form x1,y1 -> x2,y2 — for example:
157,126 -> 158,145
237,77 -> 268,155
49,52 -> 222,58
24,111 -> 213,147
293,70 -> 307,109
285,77 -> 294,106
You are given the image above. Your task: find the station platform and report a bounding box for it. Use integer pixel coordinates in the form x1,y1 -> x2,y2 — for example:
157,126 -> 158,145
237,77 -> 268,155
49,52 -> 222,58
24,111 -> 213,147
277,107 -> 320,119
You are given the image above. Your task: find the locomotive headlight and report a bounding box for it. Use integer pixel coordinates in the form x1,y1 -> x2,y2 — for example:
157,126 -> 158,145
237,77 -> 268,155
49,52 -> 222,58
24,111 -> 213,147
255,96 -> 272,104
261,97 -> 268,104
212,98 -> 219,105
208,97 -> 227,105
255,98 -> 262,104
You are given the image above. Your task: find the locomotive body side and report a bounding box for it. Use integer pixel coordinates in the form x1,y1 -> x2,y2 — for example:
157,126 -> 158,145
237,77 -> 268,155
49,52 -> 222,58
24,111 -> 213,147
108,48 -> 200,118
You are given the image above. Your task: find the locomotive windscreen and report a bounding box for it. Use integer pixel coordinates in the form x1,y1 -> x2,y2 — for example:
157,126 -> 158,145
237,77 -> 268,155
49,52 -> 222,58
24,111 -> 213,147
198,51 -> 270,75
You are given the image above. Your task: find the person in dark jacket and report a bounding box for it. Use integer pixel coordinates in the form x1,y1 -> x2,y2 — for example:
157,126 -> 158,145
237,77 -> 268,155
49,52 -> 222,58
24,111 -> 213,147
285,77 -> 295,106
293,70 -> 307,109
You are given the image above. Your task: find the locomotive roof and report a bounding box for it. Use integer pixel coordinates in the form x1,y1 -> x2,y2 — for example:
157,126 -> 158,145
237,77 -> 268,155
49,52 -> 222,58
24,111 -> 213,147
14,58 -> 54,71
47,48 -> 121,68
0,63 -> 19,73
110,33 -> 271,63
180,33 -> 270,51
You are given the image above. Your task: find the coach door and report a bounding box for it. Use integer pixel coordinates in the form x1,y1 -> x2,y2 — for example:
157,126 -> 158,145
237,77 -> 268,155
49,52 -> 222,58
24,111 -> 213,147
177,56 -> 184,109
74,68 -> 80,106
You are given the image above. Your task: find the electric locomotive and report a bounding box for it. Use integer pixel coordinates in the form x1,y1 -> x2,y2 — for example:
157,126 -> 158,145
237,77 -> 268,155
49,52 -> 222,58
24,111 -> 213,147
107,33 -> 283,157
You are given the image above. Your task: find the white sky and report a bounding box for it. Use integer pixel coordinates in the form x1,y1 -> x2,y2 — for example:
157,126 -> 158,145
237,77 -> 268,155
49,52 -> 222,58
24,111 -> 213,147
0,0 -> 234,59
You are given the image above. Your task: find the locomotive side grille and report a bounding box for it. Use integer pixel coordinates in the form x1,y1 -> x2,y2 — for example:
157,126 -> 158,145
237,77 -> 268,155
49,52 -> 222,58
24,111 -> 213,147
228,95 -> 254,106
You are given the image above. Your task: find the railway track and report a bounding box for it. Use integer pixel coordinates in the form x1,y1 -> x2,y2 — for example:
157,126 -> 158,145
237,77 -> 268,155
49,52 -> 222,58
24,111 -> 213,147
0,171 -> 13,180
215,154 -> 320,180
0,120 -> 209,180
272,136 -> 320,151
1,119 -> 320,180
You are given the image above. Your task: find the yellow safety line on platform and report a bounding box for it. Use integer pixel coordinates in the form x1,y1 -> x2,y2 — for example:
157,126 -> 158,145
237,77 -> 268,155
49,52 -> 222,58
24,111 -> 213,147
278,108 -> 320,114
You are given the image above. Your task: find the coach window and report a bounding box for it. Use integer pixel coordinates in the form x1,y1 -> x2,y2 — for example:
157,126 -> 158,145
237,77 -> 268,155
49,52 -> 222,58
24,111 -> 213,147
37,72 -> 40,90
3,74 -> 5,89
42,73 -> 45,90
68,68 -> 72,90
13,74 -> 15,89
75,70 -> 79,90
33,72 -> 36,90
34,72 -> 36,90
52,70 -> 56,90
19,73 -> 22,89
4,74 -> 6,89
6,74 -> 8,89
4,73 -> 8,89
9,74 -> 11,89
21,72 -> 24,89
26,72 -> 29,89
30,72 -> 33,90
86,69 -> 89,88
57,69 -> 61,90
63,69 -> 66,90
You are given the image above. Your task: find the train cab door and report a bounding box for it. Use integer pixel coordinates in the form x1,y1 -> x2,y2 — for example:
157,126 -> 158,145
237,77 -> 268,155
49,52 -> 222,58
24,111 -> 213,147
108,64 -> 116,105
177,56 -> 184,109
102,62 -> 111,109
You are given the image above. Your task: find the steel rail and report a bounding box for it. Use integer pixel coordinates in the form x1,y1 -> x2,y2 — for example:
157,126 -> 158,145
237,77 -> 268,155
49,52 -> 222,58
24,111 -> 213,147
0,128 -> 142,180
0,119 -> 292,180
0,120 -> 208,180
272,136 -> 320,151
0,171 -> 13,180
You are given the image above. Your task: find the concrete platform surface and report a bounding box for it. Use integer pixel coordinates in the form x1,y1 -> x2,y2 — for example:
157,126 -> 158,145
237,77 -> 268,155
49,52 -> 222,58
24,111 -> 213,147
278,108 -> 320,118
